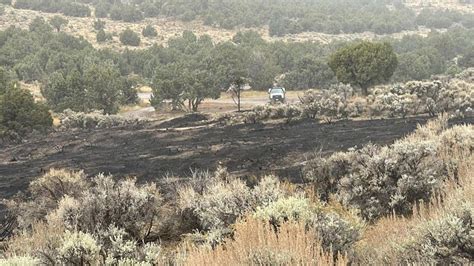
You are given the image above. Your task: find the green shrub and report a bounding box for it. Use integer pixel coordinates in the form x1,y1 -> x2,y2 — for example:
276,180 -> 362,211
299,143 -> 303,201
119,28 -> 140,46
254,197 -> 314,225
311,211 -> 362,254
142,25 -> 157,37
0,85 -> 52,141
96,29 -> 112,43
93,19 -> 105,31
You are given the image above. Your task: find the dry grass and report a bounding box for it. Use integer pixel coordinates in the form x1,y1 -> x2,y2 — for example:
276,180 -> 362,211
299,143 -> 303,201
5,220 -> 65,260
182,216 -> 347,266
404,0 -> 474,13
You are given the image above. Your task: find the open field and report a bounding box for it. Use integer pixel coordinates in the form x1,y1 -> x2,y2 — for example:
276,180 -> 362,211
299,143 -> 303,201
1,115 -> 472,203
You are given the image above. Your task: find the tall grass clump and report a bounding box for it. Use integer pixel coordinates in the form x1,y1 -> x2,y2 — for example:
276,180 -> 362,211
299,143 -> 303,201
182,217 -> 348,266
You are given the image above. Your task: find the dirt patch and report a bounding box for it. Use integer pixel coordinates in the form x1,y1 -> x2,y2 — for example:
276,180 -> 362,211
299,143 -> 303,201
1,116 -> 472,205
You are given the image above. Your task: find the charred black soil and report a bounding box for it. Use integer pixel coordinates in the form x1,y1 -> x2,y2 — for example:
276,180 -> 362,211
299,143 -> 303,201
1,116 -> 473,202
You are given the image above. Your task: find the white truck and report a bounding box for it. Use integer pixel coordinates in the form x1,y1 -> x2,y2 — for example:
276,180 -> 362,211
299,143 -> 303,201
268,87 -> 286,104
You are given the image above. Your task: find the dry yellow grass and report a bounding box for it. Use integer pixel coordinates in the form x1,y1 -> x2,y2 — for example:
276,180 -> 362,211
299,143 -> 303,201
182,217 -> 347,266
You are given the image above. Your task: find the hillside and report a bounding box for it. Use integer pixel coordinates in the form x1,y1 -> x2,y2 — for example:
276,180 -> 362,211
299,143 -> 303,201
1,1 -> 473,50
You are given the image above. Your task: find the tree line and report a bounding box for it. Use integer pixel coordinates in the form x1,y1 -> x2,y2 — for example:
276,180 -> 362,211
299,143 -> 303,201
0,18 -> 472,140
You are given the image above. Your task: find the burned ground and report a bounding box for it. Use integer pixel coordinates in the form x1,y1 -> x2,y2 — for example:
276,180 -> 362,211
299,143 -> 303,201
1,116 -> 473,202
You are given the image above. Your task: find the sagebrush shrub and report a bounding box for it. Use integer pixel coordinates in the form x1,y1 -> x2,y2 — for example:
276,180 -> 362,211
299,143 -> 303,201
57,231 -> 100,265
311,212 -> 362,254
304,117 -> 473,221
254,196 -> 362,254
178,169 -> 287,244
400,206 -> 473,264
4,169 -> 88,230
178,174 -> 253,230
59,109 -> 145,129
5,170 -> 164,264
254,196 -> 314,225
50,174 -> 162,242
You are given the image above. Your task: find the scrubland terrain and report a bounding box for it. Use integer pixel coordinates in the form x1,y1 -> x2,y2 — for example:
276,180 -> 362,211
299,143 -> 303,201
0,0 -> 473,264
0,3 -> 468,50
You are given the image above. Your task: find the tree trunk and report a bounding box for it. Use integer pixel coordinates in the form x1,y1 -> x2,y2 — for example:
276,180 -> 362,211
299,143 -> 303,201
237,85 -> 241,112
361,85 -> 369,96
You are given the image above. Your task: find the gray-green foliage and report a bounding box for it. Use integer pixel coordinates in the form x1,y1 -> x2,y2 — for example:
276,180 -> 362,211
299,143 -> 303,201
142,25 -> 157,37
119,28 -> 140,46
178,168 -> 285,232
96,29 -> 112,43
254,197 -> 362,254
52,174 -> 162,242
368,79 -> 474,118
303,118 -> 473,222
58,109 -> 146,130
305,140 -> 445,221
4,169 -> 165,265
401,207 -> 473,264
49,15 -> 68,32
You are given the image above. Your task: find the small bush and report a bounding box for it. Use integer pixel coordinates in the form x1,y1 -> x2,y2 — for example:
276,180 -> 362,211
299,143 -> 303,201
254,196 -> 314,225
49,174 -> 162,242
311,211 -> 362,254
57,231 -> 100,265
4,169 -> 89,230
142,25 -> 157,37
254,196 -> 362,254
58,109 -> 146,130
119,28 -> 140,46
401,207 -> 473,264
96,29 -> 112,43
178,168 -> 286,243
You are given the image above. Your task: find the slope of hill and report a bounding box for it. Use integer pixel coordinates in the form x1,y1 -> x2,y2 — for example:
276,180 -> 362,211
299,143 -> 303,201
0,5 -> 454,50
